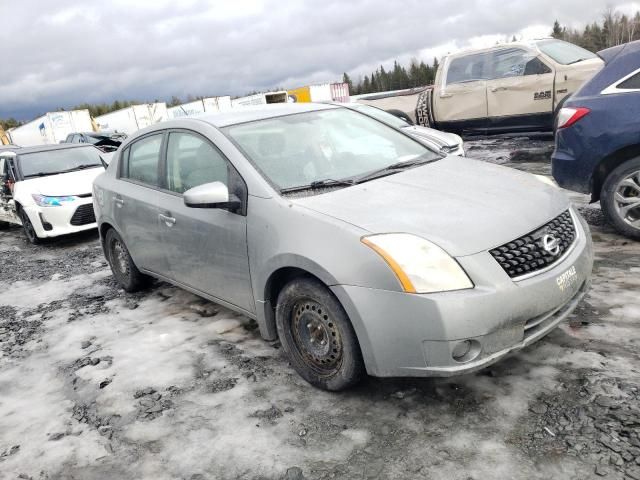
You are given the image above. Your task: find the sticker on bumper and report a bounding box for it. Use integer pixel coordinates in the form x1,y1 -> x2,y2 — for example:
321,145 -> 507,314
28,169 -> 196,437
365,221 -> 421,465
556,266 -> 578,292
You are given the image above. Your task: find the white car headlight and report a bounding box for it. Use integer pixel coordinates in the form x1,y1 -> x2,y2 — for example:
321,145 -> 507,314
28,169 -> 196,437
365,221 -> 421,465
32,194 -> 78,207
533,174 -> 558,188
361,233 -> 473,294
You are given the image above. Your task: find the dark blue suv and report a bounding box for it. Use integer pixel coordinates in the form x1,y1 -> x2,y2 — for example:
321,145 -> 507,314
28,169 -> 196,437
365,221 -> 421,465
552,40 -> 640,239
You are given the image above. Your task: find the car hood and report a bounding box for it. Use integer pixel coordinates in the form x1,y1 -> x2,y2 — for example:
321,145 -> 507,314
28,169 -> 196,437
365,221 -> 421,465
19,167 -> 104,196
291,156 -> 569,257
402,125 -> 461,148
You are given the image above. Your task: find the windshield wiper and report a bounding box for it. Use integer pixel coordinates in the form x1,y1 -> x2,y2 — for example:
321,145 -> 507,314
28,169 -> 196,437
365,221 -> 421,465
54,164 -> 102,174
567,58 -> 589,65
354,155 -> 436,184
280,178 -> 355,194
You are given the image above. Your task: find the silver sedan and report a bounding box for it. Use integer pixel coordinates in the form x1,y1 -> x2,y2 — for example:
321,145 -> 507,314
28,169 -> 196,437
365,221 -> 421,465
93,103 -> 593,391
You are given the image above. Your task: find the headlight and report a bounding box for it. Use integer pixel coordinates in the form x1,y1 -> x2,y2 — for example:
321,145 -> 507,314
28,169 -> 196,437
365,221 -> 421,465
361,233 -> 473,294
533,174 -> 558,188
32,194 -> 77,207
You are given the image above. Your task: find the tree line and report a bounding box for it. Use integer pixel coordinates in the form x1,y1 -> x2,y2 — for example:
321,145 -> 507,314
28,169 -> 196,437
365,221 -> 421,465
2,7 -> 639,130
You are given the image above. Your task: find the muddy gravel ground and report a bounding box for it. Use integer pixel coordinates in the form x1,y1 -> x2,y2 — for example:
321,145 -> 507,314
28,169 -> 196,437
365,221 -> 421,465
1,135 -> 639,480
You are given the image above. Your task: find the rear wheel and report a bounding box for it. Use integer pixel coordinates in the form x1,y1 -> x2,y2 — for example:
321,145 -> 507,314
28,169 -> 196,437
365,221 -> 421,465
19,209 -> 41,244
275,277 -> 364,391
104,228 -> 151,292
601,157 -> 640,240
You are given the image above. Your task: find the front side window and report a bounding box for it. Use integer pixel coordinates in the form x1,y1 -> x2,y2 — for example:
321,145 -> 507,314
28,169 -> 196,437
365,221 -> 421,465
125,134 -> 162,186
490,48 -> 552,79
446,53 -> 491,85
165,132 -> 229,194
536,39 -> 597,65
19,147 -> 102,179
224,108 -> 438,191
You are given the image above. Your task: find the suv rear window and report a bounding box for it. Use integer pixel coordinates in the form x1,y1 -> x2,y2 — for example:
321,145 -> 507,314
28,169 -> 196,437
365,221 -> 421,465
536,39 -> 597,65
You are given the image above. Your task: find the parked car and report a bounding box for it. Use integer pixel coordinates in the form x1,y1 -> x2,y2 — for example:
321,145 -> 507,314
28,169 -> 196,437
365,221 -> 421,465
63,131 -> 127,153
416,39 -> 604,134
0,144 -> 104,243
94,103 -> 593,390
346,103 -> 465,156
552,40 -> 640,240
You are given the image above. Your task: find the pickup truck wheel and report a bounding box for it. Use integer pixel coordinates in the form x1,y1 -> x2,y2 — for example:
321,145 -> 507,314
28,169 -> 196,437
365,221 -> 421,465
275,277 -> 364,391
19,210 -> 41,244
601,158 -> 640,240
104,228 -> 151,292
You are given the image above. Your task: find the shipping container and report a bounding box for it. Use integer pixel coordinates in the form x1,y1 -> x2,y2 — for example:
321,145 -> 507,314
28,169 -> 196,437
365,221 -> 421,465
231,91 -> 288,108
167,96 -> 233,119
286,83 -> 350,103
7,110 -> 93,146
95,103 -> 168,135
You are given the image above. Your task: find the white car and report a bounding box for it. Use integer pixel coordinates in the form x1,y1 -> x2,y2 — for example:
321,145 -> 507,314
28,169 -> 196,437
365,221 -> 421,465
0,144 -> 105,243
346,103 -> 465,156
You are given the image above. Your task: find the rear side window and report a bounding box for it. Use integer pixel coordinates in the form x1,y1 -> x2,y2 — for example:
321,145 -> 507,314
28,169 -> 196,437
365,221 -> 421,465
124,134 -> 162,186
165,132 -> 229,194
618,72 -> 640,90
446,53 -> 490,85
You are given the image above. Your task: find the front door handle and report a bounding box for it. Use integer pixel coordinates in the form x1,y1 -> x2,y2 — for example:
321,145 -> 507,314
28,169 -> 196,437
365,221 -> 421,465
490,86 -> 508,92
440,93 -> 453,98
158,213 -> 176,227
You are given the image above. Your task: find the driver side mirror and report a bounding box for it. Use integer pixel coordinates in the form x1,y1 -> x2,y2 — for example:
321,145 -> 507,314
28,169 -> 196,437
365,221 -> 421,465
183,181 -> 241,211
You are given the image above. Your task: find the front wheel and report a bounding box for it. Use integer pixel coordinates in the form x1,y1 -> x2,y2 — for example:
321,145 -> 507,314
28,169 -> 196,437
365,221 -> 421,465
19,209 -> 41,244
275,277 -> 364,391
104,228 -> 151,292
601,158 -> 640,240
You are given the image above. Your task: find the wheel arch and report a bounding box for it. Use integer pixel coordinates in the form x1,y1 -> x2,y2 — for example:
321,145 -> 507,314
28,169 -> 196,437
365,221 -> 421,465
591,145 -> 640,202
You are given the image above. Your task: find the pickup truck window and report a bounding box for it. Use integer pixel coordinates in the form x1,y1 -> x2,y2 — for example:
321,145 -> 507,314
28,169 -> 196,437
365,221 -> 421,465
446,53 -> 490,85
491,48 -> 551,79
536,39 -> 597,65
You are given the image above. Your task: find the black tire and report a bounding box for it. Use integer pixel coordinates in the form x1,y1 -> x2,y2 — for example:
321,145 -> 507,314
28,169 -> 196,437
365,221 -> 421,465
104,228 -> 151,292
275,277 -> 364,391
19,209 -> 41,244
0,221 -> 10,230
600,158 -> 640,240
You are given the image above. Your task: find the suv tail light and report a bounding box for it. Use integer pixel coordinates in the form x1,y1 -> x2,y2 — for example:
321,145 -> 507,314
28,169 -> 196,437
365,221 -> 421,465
556,107 -> 591,129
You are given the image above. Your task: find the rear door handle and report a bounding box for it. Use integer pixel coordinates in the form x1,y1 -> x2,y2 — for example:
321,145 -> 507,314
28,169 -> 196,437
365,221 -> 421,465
158,213 -> 176,227
114,196 -> 124,207
440,93 -> 453,98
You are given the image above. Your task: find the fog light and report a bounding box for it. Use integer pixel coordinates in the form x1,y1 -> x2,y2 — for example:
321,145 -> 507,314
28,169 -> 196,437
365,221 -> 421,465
452,340 -> 471,360
451,339 -> 481,363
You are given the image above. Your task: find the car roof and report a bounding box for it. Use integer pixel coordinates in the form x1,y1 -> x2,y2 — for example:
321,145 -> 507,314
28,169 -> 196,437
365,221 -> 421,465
443,38 -> 560,60
195,102 -> 338,127
15,143 -> 97,155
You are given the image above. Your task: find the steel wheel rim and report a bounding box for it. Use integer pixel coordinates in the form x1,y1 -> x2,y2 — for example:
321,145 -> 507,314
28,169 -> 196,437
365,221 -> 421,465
291,299 -> 342,374
112,240 -> 129,276
613,169 -> 640,229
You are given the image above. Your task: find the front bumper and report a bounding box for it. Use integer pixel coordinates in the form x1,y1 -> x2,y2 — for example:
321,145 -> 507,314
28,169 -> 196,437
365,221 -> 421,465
24,198 -> 97,238
331,210 -> 594,377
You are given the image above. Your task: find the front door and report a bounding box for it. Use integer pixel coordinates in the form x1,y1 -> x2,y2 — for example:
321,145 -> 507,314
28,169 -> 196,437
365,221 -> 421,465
486,48 -> 554,132
112,133 -> 167,273
156,130 -> 254,313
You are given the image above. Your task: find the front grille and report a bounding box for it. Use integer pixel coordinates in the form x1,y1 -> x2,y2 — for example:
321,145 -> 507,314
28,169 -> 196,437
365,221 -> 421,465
490,210 -> 576,279
70,204 -> 96,226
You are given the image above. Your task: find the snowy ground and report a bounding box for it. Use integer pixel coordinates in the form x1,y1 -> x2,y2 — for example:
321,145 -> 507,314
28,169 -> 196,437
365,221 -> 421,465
1,136 -> 639,480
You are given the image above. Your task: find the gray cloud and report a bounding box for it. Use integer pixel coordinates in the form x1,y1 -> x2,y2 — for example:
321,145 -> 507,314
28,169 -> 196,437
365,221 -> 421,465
1,0 -> 633,119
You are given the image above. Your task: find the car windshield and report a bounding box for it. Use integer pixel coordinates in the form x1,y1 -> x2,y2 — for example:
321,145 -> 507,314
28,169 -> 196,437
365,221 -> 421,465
536,39 -> 597,65
224,108 -> 437,191
350,104 -> 409,129
19,146 -> 103,178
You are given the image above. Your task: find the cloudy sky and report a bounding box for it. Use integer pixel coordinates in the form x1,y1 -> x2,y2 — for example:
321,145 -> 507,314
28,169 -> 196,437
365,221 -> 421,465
2,0 -> 638,120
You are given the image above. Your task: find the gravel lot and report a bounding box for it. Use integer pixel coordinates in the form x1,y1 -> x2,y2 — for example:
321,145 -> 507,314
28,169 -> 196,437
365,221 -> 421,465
1,136 -> 639,480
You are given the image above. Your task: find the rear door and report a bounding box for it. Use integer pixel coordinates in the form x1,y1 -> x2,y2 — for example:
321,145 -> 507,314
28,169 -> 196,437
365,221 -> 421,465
486,47 -> 554,131
435,52 -> 490,132
112,132 -> 168,272
155,130 -> 254,313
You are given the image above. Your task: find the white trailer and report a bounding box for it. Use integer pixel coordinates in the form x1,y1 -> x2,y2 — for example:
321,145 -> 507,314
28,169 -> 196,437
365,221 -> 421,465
231,91 -> 288,108
167,96 -> 233,119
310,83 -> 350,102
95,103 -> 168,135
7,110 -> 93,146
